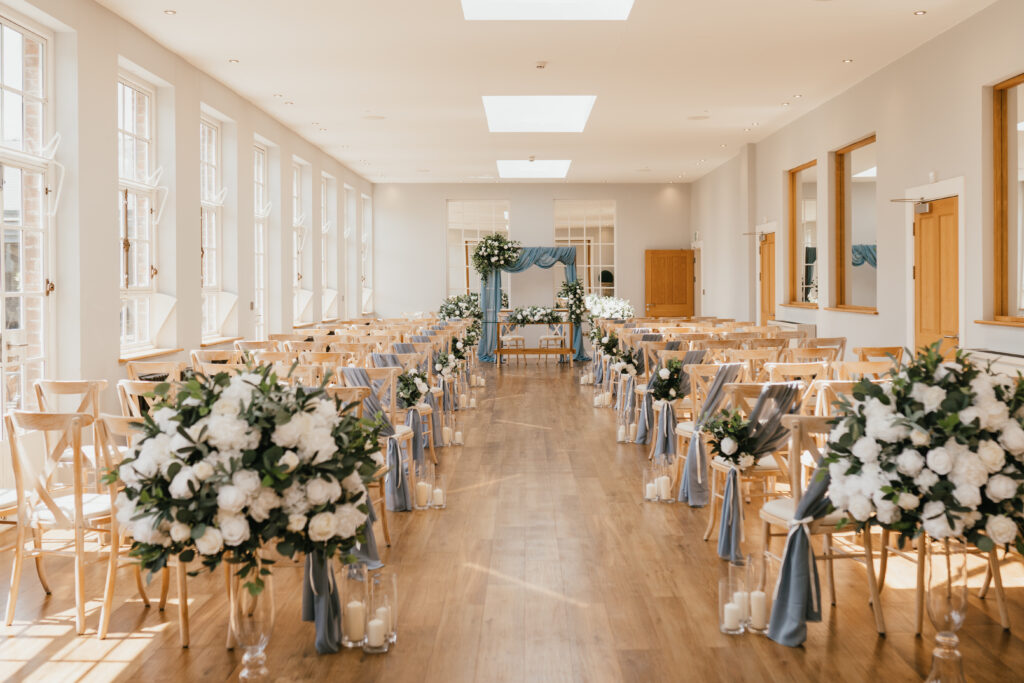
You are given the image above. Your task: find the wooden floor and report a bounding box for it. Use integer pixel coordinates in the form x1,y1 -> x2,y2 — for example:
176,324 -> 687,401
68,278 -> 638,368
2,362 -> 1024,682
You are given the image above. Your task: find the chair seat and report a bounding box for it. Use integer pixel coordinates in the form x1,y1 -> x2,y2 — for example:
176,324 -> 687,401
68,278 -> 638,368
539,335 -> 564,342
35,493 -> 112,526
711,454 -> 781,472
760,496 -> 845,528
414,403 -> 433,415
429,387 -> 443,397
634,383 -> 647,393
674,421 -> 695,437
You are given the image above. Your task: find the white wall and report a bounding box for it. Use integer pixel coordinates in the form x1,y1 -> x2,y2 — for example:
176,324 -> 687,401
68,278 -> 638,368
8,0 -> 372,406
689,0 -> 1024,357
372,183 -> 690,317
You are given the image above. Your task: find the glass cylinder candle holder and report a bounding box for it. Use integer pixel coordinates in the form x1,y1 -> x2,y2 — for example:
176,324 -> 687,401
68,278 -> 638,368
728,555 -> 751,627
642,463 -> 662,502
431,473 -> 447,509
373,569 -> 398,644
746,554 -> 770,634
341,563 -> 368,648
655,463 -> 674,504
363,572 -> 392,654
719,577 -> 745,635
413,461 -> 435,510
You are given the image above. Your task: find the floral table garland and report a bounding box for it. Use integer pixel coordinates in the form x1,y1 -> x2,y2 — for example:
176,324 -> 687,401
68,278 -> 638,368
506,306 -> 564,328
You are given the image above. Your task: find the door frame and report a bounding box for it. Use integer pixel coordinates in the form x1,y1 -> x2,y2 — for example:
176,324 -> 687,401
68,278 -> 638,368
692,239 -> 704,316
753,221 -> 777,325
904,177 -> 967,351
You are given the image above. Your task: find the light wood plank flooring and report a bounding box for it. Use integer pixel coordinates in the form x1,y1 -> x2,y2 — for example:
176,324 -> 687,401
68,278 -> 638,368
1,362 -> 1023,681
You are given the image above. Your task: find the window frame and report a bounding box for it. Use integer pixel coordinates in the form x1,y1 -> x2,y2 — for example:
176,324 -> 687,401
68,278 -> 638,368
360,193 -> 373,315
553,199 -> 616,298
992,72 -> 1024,324
292,161 -> 306,323
199,114 -> 224,338
786,159 -> 820,308
253,142 -> 269,339
444,199 -> 511,298
117,74 -> 159,351
832,134 -> 878,314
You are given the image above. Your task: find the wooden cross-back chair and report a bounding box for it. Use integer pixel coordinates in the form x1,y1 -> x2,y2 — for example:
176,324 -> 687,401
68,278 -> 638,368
722,331 -> 760,342
742,326 -> 776,335
198,362 -> 250,378
692,338 -> 743,361
190,350 -> 239,371
854,346 -> 905,366
34,379 -> 108,492
328,342 -> 376,366
747,337 -> 789,351
235,340 -> 279,353
4,411 -> 116,635
725,348 -> 781,382
117,379 -> 171,418
269,333 -> 309,343
670,362 -> 726,457
772,329 -> 808,341
125,361 -> 188,382
798,336 -> 847,359
253,351 -> 296,365
766,361 -> 830,386
759,414 -> 887,634
834,360 -> 893,381
787,347 -> 839,364
301,351 -> 350,372
285,340 -> 329,354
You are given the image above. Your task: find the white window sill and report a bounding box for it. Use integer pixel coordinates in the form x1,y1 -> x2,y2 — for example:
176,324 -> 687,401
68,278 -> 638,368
119,347 -> 184,363
200,335 -> 242,348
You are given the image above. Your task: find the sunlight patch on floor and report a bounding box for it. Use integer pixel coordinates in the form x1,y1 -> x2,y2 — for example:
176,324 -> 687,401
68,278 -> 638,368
463,561 -> 589,608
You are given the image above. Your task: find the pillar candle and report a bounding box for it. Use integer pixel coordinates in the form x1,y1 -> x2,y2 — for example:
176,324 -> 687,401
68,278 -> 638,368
628,423 -> 638,441
733,591 -> 749,622
415,481 -> 431,507
432,487 -> 445,507
722,602 -> 741,631
656,475 -> 672,501
344,600 -> 366,641
750,591 -> 768,630
443,426 -> 452,443
366,618 -> 387,648
470,398 -> 477,408
593,395 -> 601,407
375,605 -> 392,633
616,425 -> 626,442
454,431 -> 464,444
645,482 -> 657,500
459,393 -> 467,406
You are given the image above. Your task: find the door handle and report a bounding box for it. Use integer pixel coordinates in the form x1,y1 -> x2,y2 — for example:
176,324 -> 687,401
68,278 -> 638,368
942,335 -> 959,340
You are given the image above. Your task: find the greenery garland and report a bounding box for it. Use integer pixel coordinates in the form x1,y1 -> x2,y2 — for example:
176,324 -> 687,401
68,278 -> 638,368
558,279 -> 586,325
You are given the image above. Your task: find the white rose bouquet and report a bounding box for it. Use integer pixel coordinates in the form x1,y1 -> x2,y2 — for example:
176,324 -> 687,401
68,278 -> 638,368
558,279 -> 587,325
612,348 -> 640,376
450,337 -> 467,363
507,306 -> 562,327
823,342 -> 1024,552
438,293 -> 482,321
433,350 -> 458,378
112,366 -> 384,593
463,322 -> 481,347
472,233 -> 521,282
703,409 -> 759,470
594,330 -> 620,357
397,370 -> 429,408
649,359 -> 685,402
584,294 -> 634,320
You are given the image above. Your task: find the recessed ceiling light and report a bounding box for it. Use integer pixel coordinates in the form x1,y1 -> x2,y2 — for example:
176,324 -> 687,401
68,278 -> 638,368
720,144 -> 727,148
273,94 -> 283,99
794,94 -> 803,99
782,102 -> 790,107
284,101 -> 294,105
163,9 -> 176,15
744,128 -> 751,132
482,95 -> 596,132
497,159 -> 571,178
843,58 -> 854,63
913,10 -> 927,15
462,0 -> 634,21
228,58 -> 239,64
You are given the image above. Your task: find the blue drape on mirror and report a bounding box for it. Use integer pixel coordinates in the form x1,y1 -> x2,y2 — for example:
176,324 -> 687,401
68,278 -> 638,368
477,246 -> 590,363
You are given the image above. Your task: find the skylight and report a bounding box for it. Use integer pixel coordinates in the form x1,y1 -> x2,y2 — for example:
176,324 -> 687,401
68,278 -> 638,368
462,0 -> 634,21
497,160 -> 572,178
483,95 -> 596,133
853,166 -> 877,179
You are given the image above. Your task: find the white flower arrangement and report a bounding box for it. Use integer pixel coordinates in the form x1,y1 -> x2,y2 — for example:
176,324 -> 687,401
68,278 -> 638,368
472,233 -> 521,282
824,343 -> 1024,552
433,350 -> 459,378
703,410 -> 759,470
397,370 -> 429,408
584,294 -> 635,320
507,306 -> 562,327
112,367 -> 384,593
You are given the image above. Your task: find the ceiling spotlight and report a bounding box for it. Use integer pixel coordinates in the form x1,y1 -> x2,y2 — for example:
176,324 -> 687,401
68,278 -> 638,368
536,61 -> 548,70
843,58 -> 854,63
782,102 -> 790,107
743,128 -> 751,132
163,9 -> 177,15
913,10 -> 926,15
720,144 -> 727,148
794,94 -> 803,99
228,58 -> 239,64
752,122 -> 760,127
284,100 -> 294,105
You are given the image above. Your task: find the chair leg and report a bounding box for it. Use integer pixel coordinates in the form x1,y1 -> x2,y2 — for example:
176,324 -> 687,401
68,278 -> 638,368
988,548 -> 1011,631
74,527 -> 86,635
824,533 -> 836,606
877,529 -> 890,594
425,417 -> 437,465
979,561 -> 993,599
378,479 -> 391,546
224,563 -> 236,650
862,529 -> 886,635
176,561 -> 190,648
158,566 -> 170,610
914,539 -> 926,636
760,521 -> 771,591
98,540 -> 119,639
31,527 -> 50,594
702,471 -> 719,542
5,524 -> 26,625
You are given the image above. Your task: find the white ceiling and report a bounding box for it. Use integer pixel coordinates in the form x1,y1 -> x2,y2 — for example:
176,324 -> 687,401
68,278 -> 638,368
96,0 -> 998,184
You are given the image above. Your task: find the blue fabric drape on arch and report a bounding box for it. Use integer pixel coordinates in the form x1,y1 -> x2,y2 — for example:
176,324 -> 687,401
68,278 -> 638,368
477,246 -> 590,363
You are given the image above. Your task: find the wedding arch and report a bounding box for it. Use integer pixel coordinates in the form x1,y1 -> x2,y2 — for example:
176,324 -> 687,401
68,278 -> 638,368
477,246 -> 590,363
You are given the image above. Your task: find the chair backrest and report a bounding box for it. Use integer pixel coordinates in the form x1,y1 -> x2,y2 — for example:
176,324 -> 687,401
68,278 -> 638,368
323,386 -> 371,417
813,380 -> 859,416
236,340 -> 279,352
34,379 -> 107,418
269,333 -> 309,343
301,351 -> 348,367
742,326 -> 775,335
339,366 -> 400,425
199,362 -> 250,377
275,363 -> 325,386
117,379 -> 165,418
772,329 -> 808,340
687,363 -> 724,417
834,360 -> 892,381
787,347 -> 838,364
722,332 -> 759,341
285,340 -> 329,353
798,336 -> 847,358
854,346 -> 904,365
692,338 -> 742,361
746,337 -> 788,351
725,348 -> 781,382
766,361 -> 829,385
254,351 -> 296,365
190,350 -> 239,370
722,382 -> 767,415
781,415 -> 833,504
328,342 -> 375,364
125,362 -> 187,382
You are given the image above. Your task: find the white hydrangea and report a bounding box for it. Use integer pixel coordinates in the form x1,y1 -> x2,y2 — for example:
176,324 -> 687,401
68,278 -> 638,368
334,503 -> 368,538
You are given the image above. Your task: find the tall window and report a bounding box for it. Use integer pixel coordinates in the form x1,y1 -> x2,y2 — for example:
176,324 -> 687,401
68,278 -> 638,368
253,143 -> 268,339
834,135 -> 877,311
787,160 -> 818,306
553,199 -> 615,297
361,194 -> 373,314
0,17 -> 50,411
993,73 -> 1024,320
321,174 -> 338,320
445,199 -> 510,297
199,116 -> 223,337
292,162 -> 307,323
117,77 -> 158,350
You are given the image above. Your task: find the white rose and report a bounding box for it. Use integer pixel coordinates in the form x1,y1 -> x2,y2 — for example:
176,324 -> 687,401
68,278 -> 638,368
896,449 -> 925,477
914,468 -> 940,490
232,469 -> 263,499
720,436 -> 738,456
217,484 -> 248,514
119,462 -> 141,487
306,477 -> 337,507
911,383 -> 947,413
851,437 -> 881,464
738,454 -> 755,469
847,494 -> 873,521
875,499 -> 900,525
217,513 -> 251,547
910,428 -> 931,447
926,447 -> 953,475
958,406 -> 981,426
308,512 -> 338,542
985,474 -> 1019,503
953,484 -> 982,509
949,451 -> 989,489
897,492 -> 920,510
435,363 -> 443,372
287,513 -> 308,532
341,471 -> 365,494
279,451 -> 299,472
211,397 -> 241,416
601,336 -> 609,344
985,514 -> 1019,545
130,452 -> 159,480
168,466 -> 199,499
658,368 -> 671,380
195,526 -> 224,556
333,503 -> 368,539
169,521 -> 192,544
669,388 -> 677,397
151,407 -> 179,434
999,420 -> 1024,455
115,492 -> 136,526
193,461 -> 215,481
206,414 -> 260,452
271,412 -> 313,450
129,514 -> 164,545
249,488 -> 281,522
370,450 -> 385,467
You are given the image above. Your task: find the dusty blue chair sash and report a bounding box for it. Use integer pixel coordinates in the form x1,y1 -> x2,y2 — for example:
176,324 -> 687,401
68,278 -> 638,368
372,352 -> 401,368
352,500 -> 383,570
652,401 -> 676,460
301,551 -> 341,653
717,382 -> 802,562
678,363 -> 743,506
409,335 -> 430,343
425,391 -> 444,447
393,342 -> 416,354
340,367 -> 394,437
616,374 -> 636,425
384,435 -> 411,511
768,467 -> 831,647
593,350 -> 605,385
405,408 -> 425,465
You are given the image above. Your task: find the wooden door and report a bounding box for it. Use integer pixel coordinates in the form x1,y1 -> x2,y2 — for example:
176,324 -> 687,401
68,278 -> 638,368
645,249 -> 694,317
759,233 -> 776,324
914,196 -> 958,355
